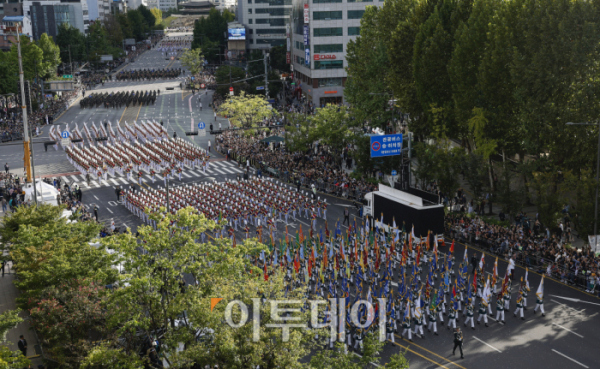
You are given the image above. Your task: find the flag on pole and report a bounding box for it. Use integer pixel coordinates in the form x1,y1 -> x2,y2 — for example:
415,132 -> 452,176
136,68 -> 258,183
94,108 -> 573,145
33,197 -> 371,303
536,275 -> 544,301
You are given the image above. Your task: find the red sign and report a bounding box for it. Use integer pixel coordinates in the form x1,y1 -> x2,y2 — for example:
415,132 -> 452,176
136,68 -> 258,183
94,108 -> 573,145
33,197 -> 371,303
286,52 -> 291,64
229,87 -> 234,92
304,3 -> 309,23
324,91 -> 338,94
200,83 -> 206,89
371,141 -> 381,151
314,55 -> 336,61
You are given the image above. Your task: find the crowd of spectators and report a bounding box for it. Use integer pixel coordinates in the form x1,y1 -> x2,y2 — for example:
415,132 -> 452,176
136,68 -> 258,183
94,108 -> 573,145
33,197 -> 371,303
216,128 -> 378,200
446,211 -> 600,295
0,88 -> 80,142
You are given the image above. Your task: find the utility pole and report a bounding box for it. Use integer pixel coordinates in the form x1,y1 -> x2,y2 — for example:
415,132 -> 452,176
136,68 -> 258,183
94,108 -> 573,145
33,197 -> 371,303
15,23 -> 33,183
264,53 -> 269,100
68,45 -> 73,76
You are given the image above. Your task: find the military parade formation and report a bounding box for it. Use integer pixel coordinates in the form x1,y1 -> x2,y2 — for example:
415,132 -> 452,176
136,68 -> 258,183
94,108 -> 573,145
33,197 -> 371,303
79,90 -> 159,109
115,68 -> 183,81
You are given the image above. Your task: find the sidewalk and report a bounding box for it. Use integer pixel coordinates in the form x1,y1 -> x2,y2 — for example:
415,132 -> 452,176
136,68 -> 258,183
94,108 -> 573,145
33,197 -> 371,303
0,260 -> 44,367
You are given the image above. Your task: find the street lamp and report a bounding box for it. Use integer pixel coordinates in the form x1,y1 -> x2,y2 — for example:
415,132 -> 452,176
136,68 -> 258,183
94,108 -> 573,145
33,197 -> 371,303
566,121 -> 600,251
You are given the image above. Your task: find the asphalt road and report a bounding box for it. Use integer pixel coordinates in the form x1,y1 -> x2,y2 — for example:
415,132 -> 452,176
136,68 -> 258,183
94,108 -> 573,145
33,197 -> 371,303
1,32 -> 599,368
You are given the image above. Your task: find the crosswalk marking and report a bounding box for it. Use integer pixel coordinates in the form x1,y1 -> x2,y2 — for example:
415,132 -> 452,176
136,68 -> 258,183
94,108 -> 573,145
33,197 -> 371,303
182,172 -> 191,178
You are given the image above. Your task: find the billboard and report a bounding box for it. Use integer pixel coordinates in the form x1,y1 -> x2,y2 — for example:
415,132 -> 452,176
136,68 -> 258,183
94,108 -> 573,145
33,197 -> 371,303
228,28 -> 246,40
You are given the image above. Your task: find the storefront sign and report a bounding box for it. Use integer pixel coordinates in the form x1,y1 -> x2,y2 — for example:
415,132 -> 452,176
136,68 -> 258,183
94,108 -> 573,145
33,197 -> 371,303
305,48 -> 310,66
286,52 -> 291,64
304,4 -> 309,24
314,55 -> 336,61
303,26 -> 309,45
324,91 -> 338,94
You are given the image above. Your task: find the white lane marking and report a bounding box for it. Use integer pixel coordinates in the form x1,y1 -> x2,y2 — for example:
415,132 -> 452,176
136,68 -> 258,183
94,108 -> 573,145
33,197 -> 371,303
219,167 -> 236,174
551,349 -> 589,368
109,178 -> 119,185
552,323 -> 583,338
473,336 -> 502,353
69,175 -> 80,182
182,172 -> 192,178
94,195 -> 99,200
551,299 -> 585,313
107,208 -> 113,214
213,168 -> 228,175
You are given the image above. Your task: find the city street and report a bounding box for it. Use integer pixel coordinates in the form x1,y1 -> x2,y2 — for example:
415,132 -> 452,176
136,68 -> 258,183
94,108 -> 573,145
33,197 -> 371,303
1,32 -> 599,369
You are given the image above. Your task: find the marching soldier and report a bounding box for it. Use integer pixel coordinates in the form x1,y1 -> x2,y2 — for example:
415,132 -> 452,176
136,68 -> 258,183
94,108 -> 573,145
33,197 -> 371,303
477,297 -> 489,327
495,294 -> 505,324
514,291 -> 525,320
464,298 -> 475,329
452,327 -> 464,359
427,303 -> 439,335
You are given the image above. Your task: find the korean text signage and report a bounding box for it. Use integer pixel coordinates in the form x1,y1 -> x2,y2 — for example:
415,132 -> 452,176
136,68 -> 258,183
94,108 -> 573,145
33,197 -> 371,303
303,26 -> 309,46
286,52 -> 291,64
314,55 -> 336,61
305,49 -> 310,66
304,4 -> 309,23
370,134 -> 403,158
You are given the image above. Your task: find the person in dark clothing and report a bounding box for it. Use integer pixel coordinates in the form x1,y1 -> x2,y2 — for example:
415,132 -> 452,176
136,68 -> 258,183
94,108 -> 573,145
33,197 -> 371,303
343,208 -> 350,226
94,205 -> 99,221
116,186 -> 121,201
470,254 -> 478,275
18,335 -> 27,357
452,328 -> 464,358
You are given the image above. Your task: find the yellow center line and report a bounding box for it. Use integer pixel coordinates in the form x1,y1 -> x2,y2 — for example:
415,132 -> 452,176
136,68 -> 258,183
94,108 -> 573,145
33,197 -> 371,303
135,104 -> 143,121
394,334 -> 467,369
390,340 -> 452,369
119,106 -> 128,124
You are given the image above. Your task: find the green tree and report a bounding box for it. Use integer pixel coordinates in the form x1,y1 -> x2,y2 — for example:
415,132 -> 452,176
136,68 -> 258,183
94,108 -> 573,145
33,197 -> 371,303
309,334 -> 409,369
311,105 -> 353,166
55,23 -> 87,63
270,45 -> 290,73
126,9 -> 149,41
180,48 -> 205,75
103,207 -> 315,368
215,65 -> 246,97
284,113 -> 319,152
218,92 -> 274,128
7,36 -> 43,82
36,33 -> 61,79
138,5 -> 157,28
0,310 -> 30,369
29,279 -> 112,368
102,14 -> 125,50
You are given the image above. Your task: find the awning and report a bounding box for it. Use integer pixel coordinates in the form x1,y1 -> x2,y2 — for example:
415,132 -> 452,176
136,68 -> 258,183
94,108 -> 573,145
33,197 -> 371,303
260,136 -> 284,143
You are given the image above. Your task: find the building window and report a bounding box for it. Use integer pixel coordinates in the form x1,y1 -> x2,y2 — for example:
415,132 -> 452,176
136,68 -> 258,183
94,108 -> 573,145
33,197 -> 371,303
249,29 -> 253,34
256,18 -> 286,26
318,78 -> 343,87
248,8 -> 252,13
255,8 -> 290,15
312,11 -> 342,20
249,18 -> 253,24
348,27 -> 360,36
314,60 -> 343,69
249,39 -> 254,44
313,27 -> 342,37
256,28 -> 285,35
248,0 -> 251,3
314,44 -> 342,53
313,0 -> 342,3
347,10 -> 364,19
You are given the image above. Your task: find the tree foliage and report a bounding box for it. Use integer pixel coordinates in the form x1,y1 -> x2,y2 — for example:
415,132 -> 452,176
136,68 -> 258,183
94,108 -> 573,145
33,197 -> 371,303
180,48 -> 205,75
218,92 -> 274,129
0,310 -> 30,369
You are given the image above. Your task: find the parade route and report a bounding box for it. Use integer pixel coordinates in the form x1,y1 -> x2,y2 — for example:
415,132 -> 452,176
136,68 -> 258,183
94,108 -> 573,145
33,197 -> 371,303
2,31 -> 599,368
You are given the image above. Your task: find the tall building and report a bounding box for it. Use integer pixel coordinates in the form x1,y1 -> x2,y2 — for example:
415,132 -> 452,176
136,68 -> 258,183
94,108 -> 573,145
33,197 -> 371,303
289,0 -> 381,106
236,0 -> 290,51
23,0 -> 89,37
157,0 -> 176,12
0,14 -> 33,50
86,0 -> 110,20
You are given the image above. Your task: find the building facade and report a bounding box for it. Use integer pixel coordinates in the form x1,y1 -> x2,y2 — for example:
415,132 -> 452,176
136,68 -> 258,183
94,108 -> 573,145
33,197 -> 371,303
23,0 -> 89,38
236,0 -> 290,51
289,0 -> 380,106
86,0 -> 110,20
0,14 -> 33,50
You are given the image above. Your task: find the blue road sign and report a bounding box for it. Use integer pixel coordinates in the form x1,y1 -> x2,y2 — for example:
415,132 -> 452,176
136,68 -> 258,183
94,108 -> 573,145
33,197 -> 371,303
256,86 -> 265,90
61,131 -> 70,139
391,170 -> 397,176
191,76 -> 195,81
198,122 -> 206,130
370,134 -> 403,158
